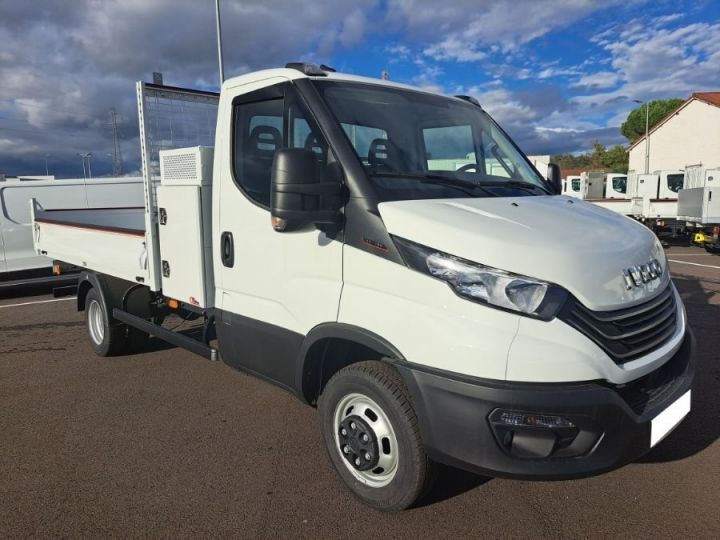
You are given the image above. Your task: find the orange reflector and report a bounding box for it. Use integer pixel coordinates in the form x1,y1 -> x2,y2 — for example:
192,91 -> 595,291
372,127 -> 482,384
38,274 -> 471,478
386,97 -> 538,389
53,263 -> 61,275
167,299 -> 179,309
271,216 -> 288,232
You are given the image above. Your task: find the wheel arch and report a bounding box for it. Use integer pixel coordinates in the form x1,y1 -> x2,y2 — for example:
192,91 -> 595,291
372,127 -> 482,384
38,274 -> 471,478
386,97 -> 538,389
296,323 -> 405,405
76,271 -> 152,319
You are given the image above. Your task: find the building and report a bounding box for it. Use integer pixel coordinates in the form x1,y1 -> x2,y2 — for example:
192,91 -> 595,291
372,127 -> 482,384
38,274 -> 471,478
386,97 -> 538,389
628,92 -> 720,173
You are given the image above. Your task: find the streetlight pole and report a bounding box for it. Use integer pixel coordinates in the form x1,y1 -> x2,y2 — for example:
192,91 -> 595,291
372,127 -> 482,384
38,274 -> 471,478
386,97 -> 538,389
632,99 -> 651,174
215,0 -> 225,88
44,154 -> 49,176
79,153 -> 86,179
87,153 -> 93,179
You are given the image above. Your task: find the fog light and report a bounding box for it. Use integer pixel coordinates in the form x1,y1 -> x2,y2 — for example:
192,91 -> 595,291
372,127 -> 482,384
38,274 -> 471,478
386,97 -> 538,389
497,411 -> 575,429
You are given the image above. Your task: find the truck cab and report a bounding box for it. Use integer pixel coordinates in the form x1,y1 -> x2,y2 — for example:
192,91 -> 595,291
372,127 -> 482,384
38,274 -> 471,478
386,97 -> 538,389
32,65 -> 694,511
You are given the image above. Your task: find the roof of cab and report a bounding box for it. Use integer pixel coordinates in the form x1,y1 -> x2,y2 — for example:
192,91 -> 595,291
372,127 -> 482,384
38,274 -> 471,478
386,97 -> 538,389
221,66 -> 445,98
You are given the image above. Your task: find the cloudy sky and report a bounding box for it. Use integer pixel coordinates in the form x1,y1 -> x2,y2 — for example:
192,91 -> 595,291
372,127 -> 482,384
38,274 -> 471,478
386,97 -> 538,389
1,0 -> 719,178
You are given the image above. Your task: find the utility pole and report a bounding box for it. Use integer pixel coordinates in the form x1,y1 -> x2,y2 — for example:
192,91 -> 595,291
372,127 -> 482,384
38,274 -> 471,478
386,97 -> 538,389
632,99 -> 651,174
44,154 -> 49,176
79,152 -> 92,179
109,108 -> 123,176
215,0 -> 225,88
644,102 -> 650,174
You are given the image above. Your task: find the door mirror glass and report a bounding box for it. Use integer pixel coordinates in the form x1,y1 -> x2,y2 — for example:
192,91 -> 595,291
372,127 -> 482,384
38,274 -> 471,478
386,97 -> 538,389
546,163 -> 562,194
270,148 -> 343,231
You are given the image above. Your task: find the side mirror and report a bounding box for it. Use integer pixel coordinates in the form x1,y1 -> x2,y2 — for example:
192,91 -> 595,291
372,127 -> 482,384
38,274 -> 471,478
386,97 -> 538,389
546,163 -> 562,194
270,148 -> 343,232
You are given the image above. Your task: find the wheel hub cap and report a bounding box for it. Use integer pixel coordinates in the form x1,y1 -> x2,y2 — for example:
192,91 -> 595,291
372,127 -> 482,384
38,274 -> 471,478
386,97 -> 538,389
339,415 -> 379,471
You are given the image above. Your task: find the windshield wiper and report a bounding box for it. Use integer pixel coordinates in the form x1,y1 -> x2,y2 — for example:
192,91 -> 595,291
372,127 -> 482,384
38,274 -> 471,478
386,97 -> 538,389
479,180 -> 550,194
370,171 -> 498,197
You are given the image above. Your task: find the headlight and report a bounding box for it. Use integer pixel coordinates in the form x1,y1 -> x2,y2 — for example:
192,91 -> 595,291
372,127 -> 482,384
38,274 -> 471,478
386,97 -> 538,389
393,237 -> 567,320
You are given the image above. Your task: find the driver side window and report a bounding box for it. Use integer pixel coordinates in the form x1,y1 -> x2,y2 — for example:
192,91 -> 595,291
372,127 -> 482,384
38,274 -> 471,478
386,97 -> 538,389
232,84 -> 335,207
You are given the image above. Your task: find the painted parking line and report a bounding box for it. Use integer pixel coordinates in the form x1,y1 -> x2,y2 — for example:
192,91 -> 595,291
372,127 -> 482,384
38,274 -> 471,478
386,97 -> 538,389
0,297 -> 75,309
668,259 -> 720,270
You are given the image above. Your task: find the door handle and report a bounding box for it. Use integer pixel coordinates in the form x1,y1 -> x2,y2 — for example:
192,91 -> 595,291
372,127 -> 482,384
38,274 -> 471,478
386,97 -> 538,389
221,231 -> 234,268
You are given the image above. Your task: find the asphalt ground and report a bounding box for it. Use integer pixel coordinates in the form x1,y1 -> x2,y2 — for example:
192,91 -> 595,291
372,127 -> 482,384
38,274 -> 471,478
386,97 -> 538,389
1,245 -> 719,538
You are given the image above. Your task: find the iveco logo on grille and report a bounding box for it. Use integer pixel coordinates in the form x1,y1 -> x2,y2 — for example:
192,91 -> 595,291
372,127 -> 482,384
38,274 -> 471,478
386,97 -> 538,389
623,259 -> 663,289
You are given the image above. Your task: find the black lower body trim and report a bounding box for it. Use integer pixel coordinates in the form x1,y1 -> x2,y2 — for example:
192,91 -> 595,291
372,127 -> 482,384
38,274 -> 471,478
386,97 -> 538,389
397,329 -> 695,480
216,309 -> 304,394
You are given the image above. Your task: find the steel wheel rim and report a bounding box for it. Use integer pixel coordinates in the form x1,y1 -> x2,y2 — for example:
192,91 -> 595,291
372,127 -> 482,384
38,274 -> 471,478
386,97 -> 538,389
87,299 -> 105,345
333,392 -> 399,488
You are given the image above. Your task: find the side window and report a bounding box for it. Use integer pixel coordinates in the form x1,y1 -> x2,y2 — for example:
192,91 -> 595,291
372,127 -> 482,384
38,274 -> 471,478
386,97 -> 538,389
612,176 -> 627,194
233,85 -> 337,207
667,174 -> 684,193
423,125 -> 475,171
233,98 -> 284,207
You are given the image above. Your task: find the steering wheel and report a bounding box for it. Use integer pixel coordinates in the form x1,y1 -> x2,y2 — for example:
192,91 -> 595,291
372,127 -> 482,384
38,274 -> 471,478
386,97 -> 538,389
456,163 -> 479,173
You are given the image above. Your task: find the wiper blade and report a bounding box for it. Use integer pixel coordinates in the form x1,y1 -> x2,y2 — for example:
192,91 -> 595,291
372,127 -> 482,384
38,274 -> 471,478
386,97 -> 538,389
370,171 -> 497,197
480,180 -> 550,193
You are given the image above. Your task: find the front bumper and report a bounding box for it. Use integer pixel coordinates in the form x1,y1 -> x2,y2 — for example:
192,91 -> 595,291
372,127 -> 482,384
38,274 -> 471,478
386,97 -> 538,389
397,329 -> 694,480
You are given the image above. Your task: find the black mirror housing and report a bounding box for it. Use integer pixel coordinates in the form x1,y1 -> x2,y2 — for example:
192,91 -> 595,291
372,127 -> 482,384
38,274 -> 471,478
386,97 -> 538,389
546,163 -> 562,194
271,148 -> 343,230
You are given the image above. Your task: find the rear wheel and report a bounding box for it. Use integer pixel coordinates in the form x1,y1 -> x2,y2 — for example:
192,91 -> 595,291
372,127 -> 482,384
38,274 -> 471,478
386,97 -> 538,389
318,361 -> 435,511
84,288 -> 129,356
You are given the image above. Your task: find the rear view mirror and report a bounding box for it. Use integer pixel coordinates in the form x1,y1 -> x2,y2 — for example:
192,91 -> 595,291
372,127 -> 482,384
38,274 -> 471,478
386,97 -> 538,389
270,148 -> 343,231
546,163 -> 562,194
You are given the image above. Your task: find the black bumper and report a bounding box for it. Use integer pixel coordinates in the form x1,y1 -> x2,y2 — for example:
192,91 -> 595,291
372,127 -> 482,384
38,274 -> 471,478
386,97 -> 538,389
397,329 -> 695,480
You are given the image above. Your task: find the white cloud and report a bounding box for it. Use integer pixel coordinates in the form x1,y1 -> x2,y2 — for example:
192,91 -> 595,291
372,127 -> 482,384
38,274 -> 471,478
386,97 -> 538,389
571,71 -> 621,89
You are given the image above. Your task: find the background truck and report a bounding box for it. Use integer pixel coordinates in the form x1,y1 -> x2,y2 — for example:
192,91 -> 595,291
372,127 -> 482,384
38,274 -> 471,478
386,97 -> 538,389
677,164 -> 720,252
1,175 -> 142,290
32,64 -> 693,511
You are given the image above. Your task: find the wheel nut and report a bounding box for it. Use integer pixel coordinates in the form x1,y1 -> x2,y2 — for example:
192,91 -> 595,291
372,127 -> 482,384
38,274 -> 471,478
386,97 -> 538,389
355,457 -> 361,466
343,445 -> 349,454
350,422 -> 356,430
361,434 -> 369,442
364,452 -> 371,460
341,428 -> 347,436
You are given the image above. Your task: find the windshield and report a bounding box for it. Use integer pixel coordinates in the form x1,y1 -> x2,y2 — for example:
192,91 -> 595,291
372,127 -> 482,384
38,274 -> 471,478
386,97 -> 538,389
571,178 -> 581,191
314,81 -> 549,201
667,173 -> 684,193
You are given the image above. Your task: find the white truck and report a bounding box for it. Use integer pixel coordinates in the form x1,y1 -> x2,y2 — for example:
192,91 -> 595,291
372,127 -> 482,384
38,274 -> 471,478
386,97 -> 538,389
629,170 -> 685,227
677,165 -> 720,252
0,175 -> 142,289
31,64 -> 694,511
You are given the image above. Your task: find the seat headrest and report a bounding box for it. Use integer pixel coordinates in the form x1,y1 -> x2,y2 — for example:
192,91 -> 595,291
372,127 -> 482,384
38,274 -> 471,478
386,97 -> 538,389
247,125 -> 282,152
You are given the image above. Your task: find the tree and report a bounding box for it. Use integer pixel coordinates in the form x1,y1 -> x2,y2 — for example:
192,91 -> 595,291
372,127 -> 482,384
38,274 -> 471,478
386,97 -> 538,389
551,142 -> 628,174
620,98 -> 684,143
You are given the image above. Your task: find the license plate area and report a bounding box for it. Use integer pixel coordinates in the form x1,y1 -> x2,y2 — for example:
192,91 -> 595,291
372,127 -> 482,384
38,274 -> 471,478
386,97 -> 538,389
650,390 -> 691,447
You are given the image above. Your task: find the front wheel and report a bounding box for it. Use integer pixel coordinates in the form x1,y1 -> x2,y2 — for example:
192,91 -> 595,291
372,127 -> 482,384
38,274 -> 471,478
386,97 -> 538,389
318,361 -> 435,511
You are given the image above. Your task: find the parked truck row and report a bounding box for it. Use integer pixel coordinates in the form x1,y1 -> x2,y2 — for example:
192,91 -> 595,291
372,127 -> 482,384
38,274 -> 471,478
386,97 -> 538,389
31,65 -> 693,510
562,167 -> 720,251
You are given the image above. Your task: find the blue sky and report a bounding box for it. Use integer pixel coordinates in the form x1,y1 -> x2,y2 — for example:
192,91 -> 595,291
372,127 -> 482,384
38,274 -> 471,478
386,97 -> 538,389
1,0 -> 719,177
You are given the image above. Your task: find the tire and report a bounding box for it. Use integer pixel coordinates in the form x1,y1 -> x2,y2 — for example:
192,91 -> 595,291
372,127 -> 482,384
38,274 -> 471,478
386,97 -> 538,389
84,288 -> 129,356
318,361 -> 435,511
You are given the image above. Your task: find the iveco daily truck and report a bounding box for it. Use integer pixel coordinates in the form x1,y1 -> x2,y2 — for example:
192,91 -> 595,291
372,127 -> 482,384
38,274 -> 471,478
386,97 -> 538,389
31,64 -> 694,511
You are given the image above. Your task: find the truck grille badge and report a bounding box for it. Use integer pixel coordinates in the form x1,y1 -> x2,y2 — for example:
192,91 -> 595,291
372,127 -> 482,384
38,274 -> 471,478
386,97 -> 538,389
623,259 -> 663,289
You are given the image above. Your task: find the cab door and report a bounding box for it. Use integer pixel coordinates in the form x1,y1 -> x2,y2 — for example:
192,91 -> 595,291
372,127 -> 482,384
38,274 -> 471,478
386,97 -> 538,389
215,80 -> 343,390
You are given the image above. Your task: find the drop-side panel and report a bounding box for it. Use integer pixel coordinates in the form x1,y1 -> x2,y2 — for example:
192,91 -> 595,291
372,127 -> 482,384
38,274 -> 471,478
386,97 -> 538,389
33,208 -> 149,284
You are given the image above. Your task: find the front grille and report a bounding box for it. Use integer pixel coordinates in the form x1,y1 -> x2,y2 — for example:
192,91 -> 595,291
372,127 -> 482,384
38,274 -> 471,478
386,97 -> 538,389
614,339 -> 688,415
558,283 -> 678,364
